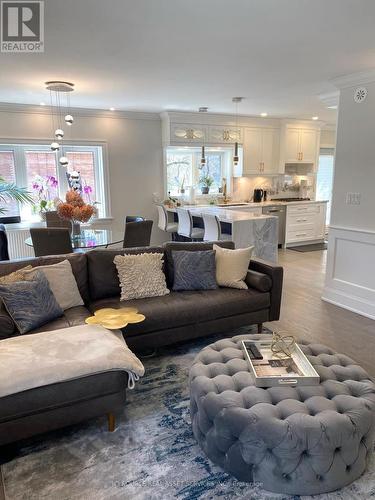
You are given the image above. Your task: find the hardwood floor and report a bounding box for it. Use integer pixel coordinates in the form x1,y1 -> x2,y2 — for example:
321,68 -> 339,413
265,249 -> 375,377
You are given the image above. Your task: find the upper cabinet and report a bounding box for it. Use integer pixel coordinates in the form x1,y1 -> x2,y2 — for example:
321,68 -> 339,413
241,127 -> 280,175
281,126 -> 320,167
170,123 -> 207,144
208,126 -> 242,144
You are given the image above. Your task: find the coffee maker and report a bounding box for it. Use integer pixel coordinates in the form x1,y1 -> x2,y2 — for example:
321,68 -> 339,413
253,189 -> 265,203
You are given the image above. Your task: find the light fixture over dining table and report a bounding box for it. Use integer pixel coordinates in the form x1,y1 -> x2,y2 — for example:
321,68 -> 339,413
45,80 -> 75,168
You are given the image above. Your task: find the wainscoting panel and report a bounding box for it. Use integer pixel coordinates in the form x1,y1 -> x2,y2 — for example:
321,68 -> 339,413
7,228 -> 35,260
322,226 -> 375,320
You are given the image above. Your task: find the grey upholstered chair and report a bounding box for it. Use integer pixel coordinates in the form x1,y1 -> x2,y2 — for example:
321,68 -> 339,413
45,211 -> 71,229
0,225 -> 9,261
123,220 -> 153,248
30,228 -> 73,257
125,215 -> 145,223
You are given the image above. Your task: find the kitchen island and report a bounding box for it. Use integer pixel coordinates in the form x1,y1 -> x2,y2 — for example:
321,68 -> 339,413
166,206 -> 278,262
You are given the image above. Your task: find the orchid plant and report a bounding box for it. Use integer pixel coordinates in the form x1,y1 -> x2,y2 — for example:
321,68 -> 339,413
31,175 -> 59,215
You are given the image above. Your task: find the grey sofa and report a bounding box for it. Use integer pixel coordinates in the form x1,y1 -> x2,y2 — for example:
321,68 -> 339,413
0,241 -> 283,445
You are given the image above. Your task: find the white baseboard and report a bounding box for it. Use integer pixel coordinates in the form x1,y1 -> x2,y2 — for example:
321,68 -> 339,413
323,225 -> 375,321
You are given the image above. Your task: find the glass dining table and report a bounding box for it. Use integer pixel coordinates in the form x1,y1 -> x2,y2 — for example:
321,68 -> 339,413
25,228 -> 123,250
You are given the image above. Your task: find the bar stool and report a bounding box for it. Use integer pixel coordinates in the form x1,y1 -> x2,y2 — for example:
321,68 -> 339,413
176,208 -> 204,241
202,213 -> 232,242
156,204 -> 178,237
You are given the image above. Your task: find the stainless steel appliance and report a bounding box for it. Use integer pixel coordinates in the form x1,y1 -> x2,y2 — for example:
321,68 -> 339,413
262,205 -> 286,246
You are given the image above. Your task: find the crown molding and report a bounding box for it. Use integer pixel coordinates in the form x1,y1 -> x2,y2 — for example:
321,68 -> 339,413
331,69 -> 375,89
0,102 -> 160,121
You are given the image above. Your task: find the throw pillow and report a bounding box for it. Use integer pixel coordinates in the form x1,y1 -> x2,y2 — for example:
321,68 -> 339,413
0,271 -> 63,334
0,265 -> 33,284
114,253 -> 170,301
213,244 -> 254,289
24,260 -> 84,310
0,265 -> 33,336
172,250 -> 218,291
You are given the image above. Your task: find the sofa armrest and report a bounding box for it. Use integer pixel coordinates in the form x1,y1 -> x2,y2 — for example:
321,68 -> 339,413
249,258 -> 283,321
245,270 -> 272,292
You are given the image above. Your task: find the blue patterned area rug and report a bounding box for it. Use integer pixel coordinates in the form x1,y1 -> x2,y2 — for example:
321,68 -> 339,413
1,327 -> 374,500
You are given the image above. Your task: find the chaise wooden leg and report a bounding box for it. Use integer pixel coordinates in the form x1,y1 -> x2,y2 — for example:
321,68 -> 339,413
257,323 -> 263,334
107,412 -> 116,432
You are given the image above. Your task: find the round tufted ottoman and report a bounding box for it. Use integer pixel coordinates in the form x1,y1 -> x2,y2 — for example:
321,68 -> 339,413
189,334 -> 375,495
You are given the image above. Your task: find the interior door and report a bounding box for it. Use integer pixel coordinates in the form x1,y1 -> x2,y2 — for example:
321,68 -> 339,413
242,128 -> 262,174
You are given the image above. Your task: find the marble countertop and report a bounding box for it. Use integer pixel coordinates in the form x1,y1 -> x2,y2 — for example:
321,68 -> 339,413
166,206 -> 276,223
181,200 -> 329,209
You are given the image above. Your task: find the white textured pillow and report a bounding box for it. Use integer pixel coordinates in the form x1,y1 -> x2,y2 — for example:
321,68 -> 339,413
114,253 -> 170,301
24,260 -> 84,310
213,244 -> 254,289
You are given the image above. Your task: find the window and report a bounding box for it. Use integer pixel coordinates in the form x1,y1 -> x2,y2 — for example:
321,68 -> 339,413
0,150 -> 18,216
0,143 -> 108,220
317,148 -> 335,225
166,147 -> 231,196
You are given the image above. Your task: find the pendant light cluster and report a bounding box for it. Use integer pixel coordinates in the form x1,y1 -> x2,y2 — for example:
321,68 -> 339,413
232,97 -> 243,166
45,80 -> 75,168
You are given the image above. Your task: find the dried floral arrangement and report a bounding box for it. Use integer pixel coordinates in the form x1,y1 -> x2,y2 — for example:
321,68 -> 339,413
56,189 -> 97,223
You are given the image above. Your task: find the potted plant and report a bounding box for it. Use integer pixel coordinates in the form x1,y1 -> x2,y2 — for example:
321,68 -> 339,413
56,189 -> 97,237
199,175 -> 214,195
0,177 -> 33,215
31,175 -> 59,220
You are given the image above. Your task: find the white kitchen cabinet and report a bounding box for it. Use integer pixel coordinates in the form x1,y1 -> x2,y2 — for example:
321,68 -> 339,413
208,126 -> 242,144
241,127 -> 280,175
170,123 -> 207,144
283,127 -> 320,164
285,202 -> 327,246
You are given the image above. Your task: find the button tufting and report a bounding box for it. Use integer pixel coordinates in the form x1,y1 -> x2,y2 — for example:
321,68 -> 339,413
346,465 -> 351,472
335,447 -> 341,453
282,473 -> 291,481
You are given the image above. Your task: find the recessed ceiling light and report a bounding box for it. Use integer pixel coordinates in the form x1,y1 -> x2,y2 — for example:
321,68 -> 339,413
109,107 -> 115,111
312,116 -> 319,120
327,105 -> 338,110
260,112 -> 268,117
199,106 -> 208,113
40,102 -> 46,106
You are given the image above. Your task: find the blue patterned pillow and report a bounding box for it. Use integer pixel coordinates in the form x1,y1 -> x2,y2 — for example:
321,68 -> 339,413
0,271 -> 63,334
172,250 -> 218,291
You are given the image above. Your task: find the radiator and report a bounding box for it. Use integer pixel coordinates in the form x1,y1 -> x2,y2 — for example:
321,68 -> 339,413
7,229 -> 35,260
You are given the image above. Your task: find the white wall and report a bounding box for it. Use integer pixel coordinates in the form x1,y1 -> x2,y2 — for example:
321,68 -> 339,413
323,81 -> 375,320
0,107 -> 167,244
320,129 -> 336,148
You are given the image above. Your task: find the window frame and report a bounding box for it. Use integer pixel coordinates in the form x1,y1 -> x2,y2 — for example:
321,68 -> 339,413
164,146 -> 233,198
0,139 -> 111,221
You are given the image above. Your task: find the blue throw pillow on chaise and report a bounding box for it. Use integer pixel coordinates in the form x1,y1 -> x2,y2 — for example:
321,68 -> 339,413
0,270 -> 63,334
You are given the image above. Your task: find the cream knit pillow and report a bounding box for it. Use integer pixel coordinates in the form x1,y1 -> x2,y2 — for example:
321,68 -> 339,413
213,244 -> 254,289
114,253 -> 170,301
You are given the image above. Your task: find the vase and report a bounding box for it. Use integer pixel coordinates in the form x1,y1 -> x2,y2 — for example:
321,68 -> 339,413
70,221 -> 81,238
201,187 -> 209,195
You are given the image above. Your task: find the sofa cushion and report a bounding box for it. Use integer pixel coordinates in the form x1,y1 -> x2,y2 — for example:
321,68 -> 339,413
87,247 -> 164,301
29,306 -> 91,334
0,253 -> 89,304
172,250 -> 218,291
89,288 -> 270,336
0,271 -> 63,334
163,241 -> 235,289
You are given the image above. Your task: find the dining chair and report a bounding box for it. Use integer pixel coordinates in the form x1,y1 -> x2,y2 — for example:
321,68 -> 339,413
123,220 -> 153,248
45,211 -> 71,229
125,215 -> 145,223
0,224 -> 10,261
202,213 -> 232,242
156,205 -> 178,236
176,208 -> 204,240
30,228 -> 73,257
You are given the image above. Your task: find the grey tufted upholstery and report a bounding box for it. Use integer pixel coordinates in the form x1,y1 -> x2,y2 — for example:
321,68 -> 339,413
189,334 -> 375,495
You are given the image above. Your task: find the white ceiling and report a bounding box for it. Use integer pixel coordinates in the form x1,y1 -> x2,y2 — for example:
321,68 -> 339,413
1,0 -> 375,124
